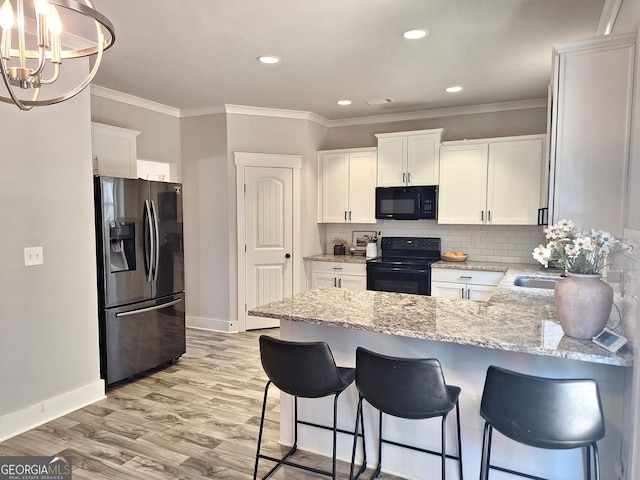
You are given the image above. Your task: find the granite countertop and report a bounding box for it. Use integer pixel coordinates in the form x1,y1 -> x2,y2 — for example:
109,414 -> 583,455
250,264 -> 633,367
304,254 -> 370,264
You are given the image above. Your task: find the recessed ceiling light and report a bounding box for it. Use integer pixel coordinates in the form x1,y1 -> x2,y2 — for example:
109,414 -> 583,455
257,55 -> 281,64
445,86 -> 463,93
403,29 -> 428,40
337,100 -> 352,106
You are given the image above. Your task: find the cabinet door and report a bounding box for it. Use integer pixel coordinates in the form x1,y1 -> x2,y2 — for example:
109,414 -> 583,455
348,151 -> 377,223
377,136 -> 407,186
438,144 -> 489,224
320,153 -> 349,223
407,134 -> 440,185
487,138 -> 545,225
312,272 -> 338,289
91,123 -> 139,179
431,281 -> 465,299
340,274 -> 367,291
467,284 -> 497,301
549,35 -> 634,237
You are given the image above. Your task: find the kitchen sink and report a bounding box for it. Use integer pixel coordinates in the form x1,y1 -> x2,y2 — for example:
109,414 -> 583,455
513,275 -> 561,289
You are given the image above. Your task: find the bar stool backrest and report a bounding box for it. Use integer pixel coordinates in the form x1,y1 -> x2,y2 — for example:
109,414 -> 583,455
480,366 -> 605,449
259,335 -> 348,398
356,347 -> 455,419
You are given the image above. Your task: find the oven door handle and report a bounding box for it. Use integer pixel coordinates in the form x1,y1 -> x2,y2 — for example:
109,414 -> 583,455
367,267 -> 430,274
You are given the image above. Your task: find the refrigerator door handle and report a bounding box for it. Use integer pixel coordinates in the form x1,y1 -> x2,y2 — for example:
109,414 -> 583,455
144,199 -> 155,282
115,298 -> 182,317
150,199 -> 160,282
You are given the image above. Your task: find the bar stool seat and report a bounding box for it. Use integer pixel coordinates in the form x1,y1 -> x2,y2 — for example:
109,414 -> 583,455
254,335 -> 357,480
479,365 -> 606,480
350,347 -> 463,480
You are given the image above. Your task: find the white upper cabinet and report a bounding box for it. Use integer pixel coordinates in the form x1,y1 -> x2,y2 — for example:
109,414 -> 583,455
548,33 -> 635,237
318,147 -> 377,223
376,129 -> 443,186
91,123 -> 141,179
439,135 -> 546,225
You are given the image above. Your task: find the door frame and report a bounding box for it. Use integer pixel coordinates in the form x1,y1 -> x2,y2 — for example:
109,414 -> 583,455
235,152 -> 302,332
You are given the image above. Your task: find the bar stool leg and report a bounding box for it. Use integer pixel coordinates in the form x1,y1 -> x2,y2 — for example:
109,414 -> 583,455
349,396 -> 367,480
455,400 -> 463,480
440,415 -> 447,480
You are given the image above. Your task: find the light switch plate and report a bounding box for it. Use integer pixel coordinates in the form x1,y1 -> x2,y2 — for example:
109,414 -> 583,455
24,246 -> 44,266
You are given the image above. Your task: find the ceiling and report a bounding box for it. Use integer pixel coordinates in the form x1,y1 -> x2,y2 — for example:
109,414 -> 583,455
90,0 -> 608,121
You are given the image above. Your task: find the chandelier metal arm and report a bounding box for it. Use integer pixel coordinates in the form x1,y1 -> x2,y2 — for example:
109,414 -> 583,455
0,0 -> 115,110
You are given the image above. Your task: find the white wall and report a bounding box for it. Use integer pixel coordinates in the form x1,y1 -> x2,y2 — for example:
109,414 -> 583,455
0,76 -> 105,440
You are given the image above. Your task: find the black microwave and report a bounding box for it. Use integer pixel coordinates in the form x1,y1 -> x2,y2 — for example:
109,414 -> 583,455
375,186 -> 437,220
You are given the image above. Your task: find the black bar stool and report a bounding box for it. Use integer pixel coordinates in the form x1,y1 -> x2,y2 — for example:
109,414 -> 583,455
254,335 -> 359,480
349,347 -> 463,480
479,365 -> 605,480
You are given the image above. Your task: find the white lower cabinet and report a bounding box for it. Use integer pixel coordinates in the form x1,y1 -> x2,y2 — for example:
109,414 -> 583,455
431,268 -> 504,301
311,262 -> 367,291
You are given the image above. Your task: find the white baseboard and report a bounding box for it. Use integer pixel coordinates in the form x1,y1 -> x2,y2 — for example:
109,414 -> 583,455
187,315 -> 238,333
0,379 -> 105,442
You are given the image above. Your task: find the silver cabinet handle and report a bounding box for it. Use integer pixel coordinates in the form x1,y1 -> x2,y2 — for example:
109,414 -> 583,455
460,276 -> 472,279
408,172 -> 411,183
403,173 -> 406,183
481,211 -> 484,222
333,267 -> 343,271
349,211 -> 352,221
488,210 -> 492,222
461,288 -> 465,298
334,277 -> 337,287
339,278 -> 342,288
344,211 -> 347,221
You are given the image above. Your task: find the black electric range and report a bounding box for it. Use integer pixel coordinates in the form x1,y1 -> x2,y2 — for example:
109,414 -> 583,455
366,237 -> 441,295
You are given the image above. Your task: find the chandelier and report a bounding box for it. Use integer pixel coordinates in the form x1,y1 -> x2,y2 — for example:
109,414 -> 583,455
0,0 -> 114,110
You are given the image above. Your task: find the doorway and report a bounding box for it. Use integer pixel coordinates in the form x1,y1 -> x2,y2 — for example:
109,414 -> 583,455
235,153 -> 301,331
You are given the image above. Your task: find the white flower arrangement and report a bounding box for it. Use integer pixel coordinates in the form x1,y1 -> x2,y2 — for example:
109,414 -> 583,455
533,219 -> 631,274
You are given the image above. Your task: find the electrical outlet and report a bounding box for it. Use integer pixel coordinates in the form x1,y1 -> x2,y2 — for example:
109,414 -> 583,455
24,246 -> 44,266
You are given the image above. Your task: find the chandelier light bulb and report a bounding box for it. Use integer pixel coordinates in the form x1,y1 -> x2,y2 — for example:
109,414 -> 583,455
0,0 -> 14,29
47,4 -> 62,35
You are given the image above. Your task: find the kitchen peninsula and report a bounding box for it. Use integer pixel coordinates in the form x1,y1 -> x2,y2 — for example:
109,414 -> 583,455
249,268 -> 631,479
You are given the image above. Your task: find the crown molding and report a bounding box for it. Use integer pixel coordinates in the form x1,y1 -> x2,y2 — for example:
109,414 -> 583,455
90,86 -> 547,127
597,0 -> 622,35
327,98 -> 548,128
220,104 -> 330,127
90,85 -> 182,117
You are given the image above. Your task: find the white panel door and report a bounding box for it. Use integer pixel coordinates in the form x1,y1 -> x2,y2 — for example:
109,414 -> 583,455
438,143 -> 489,224
245,167 -> 293,330
407,133 -> 440,185
320,153 -> 350,222
377,136 -> 407,186
348,151 -> 377,223
487,139 -> 544,225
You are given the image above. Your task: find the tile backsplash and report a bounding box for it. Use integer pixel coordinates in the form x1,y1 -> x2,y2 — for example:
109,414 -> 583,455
324,220 -> 546,265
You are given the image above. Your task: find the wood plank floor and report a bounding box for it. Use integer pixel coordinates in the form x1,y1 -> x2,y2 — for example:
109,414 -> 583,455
0,328 -> 402,479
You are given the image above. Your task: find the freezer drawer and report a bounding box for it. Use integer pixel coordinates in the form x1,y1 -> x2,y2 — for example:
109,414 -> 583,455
101,293 -> 186,385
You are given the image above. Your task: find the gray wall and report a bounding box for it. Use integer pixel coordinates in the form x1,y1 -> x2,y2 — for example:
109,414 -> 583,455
91,95 -> 182,179
0,72 -> 103,436
180,113 -> 230,327
321,107 -> 548,149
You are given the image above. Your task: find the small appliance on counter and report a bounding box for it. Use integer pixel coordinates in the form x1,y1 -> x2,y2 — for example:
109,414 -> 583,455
367,237 -> 441,295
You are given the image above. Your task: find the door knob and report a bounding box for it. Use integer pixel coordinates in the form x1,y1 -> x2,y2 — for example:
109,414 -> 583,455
285,253 -> 291,259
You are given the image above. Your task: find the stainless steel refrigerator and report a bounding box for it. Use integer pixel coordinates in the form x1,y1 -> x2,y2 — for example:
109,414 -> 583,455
94,176 -> 186,386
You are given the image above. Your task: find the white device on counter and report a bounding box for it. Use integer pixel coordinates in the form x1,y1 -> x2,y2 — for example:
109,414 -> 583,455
592,328 -> 628,353
366,242 -> 378,259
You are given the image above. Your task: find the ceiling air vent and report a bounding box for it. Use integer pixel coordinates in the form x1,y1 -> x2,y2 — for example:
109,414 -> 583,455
366,98 -> 396,105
